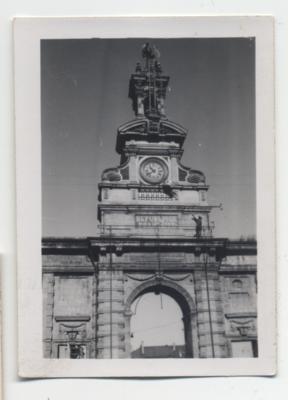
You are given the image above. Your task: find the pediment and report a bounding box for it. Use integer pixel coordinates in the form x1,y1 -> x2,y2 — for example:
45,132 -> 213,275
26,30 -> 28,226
117,118 -> 187,153
118,119 -> 187,136
160,120 -> 187,137
118,119 -> 148,135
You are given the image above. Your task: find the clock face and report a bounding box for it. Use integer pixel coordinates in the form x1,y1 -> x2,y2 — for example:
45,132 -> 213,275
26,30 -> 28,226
140,158 -> 168,184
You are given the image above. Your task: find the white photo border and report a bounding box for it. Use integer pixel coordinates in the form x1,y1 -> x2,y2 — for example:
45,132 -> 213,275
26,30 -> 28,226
14,16 -> 276,377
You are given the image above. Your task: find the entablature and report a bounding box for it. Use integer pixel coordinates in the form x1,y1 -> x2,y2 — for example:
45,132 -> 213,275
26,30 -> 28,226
42,238 -> 257,267
98,182 -> 209,190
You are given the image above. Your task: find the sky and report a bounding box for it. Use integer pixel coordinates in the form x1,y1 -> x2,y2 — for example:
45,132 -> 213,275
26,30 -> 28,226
41,37 -> 256,239
41,38 -> 256,349
130,293 -> 184,351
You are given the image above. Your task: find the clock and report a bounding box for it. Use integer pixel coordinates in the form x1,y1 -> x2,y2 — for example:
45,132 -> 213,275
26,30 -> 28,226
140,158 -> 168,184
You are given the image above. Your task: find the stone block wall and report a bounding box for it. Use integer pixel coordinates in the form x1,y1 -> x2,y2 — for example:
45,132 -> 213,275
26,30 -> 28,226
42,240 -> 257,359
42,254 -> 96,358
220,254 -> 257,357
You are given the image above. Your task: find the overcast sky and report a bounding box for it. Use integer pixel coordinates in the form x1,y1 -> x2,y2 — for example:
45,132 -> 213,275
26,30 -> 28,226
41,37 -> 255,239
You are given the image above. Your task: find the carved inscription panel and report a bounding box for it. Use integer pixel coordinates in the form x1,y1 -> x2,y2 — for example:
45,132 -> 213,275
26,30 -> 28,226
135,214 -> 178,227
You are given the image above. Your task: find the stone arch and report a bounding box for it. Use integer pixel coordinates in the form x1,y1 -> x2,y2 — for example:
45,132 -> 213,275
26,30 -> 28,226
124,278 -> 199,358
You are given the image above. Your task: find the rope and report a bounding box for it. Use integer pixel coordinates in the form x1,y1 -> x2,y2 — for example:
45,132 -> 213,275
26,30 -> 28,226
204,253 -> 215,357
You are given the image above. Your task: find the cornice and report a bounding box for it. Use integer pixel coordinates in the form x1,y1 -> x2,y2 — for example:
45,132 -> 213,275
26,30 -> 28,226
98,182 -> 210,190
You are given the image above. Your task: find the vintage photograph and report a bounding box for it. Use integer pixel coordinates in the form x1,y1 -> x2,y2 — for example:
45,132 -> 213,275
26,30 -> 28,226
14,17 -> 275,377
42,38 -> 257,359
0,268 -> 2,396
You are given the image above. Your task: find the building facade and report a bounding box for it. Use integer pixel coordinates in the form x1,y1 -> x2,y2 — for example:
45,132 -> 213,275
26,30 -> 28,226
42,43 -> 257,359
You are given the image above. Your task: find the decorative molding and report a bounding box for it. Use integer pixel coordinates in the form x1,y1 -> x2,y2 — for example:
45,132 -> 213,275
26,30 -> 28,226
163,273 -> 191,282
177,160 -> 206,185
125,273 -> 155,282
225,312 -> 257,319
55,316 -> 91,322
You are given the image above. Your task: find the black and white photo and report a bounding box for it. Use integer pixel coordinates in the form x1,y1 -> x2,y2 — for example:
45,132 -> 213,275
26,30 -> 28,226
14,16 -> 275,377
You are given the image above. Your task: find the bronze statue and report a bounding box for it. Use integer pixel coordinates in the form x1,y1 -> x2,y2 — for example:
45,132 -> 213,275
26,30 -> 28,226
192,215 -> 202,238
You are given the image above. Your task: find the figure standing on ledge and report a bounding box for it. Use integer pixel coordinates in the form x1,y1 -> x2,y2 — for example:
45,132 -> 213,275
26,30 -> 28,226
192,215 -> 202,238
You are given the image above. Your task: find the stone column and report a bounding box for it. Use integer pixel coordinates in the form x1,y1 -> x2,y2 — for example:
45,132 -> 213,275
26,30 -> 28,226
90,272 -> 98,358
96,268 -> 126,358
170,154 -> 179,184
42,273 -> 55,358
194,250 -> 227,358
129,154 -> 138,182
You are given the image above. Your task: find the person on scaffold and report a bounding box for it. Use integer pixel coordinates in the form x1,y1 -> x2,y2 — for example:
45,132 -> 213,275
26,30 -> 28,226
192,215 -> 202,238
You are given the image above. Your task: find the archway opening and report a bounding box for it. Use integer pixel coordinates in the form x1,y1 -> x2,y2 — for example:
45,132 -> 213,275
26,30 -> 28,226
130,291 -> 187,358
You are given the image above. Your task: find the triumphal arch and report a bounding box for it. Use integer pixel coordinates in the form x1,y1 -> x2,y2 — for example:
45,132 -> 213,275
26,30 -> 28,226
42,43 -> 257,359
